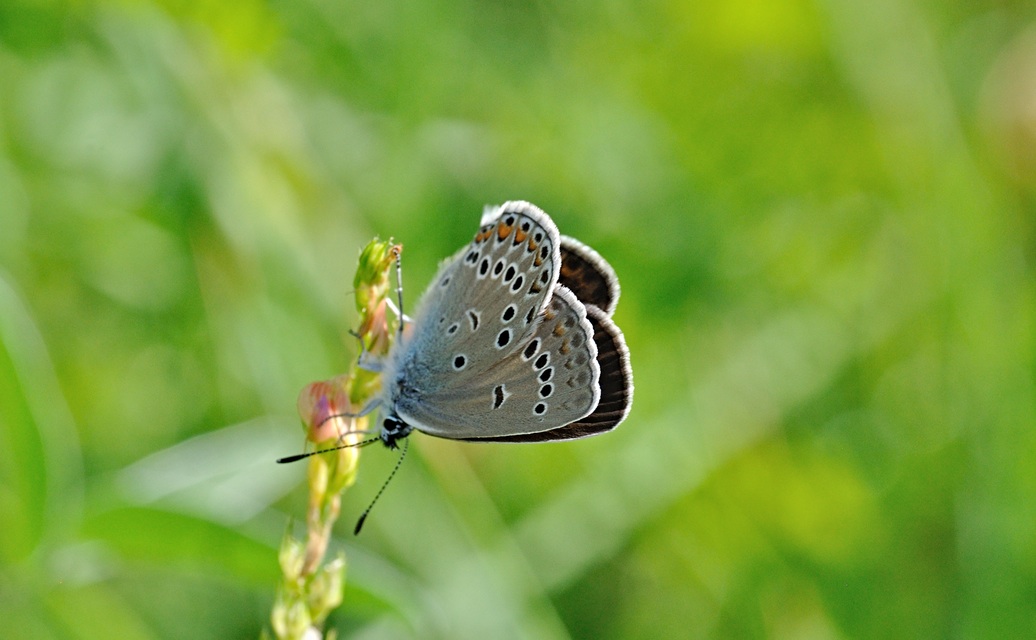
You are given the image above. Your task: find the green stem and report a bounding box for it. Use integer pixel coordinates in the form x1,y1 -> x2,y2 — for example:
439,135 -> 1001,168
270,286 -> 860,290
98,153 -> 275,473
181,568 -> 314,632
268,240 -> 401,640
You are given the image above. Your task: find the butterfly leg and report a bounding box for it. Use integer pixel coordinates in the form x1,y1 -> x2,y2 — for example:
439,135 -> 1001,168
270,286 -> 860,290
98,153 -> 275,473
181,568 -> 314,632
365,245 -> 410,339
358,353 -> 385,373
317,397 -> 382,429
383,298 -> 412,326
390,244 -> 408,337
348,328 -> 387,372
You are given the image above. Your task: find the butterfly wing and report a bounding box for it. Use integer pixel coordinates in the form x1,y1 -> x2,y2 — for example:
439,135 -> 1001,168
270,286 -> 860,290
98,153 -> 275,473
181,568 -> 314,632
473,234 -> 632,441
558,236 -> 621,317
468,303 -> 631,441
387,201 -> 600,437
394,284 -> 600,438
397,200 -> 561,370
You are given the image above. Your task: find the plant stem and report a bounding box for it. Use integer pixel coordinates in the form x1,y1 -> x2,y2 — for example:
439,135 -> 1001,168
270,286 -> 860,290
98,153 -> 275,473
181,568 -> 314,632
268,240 -> 401,640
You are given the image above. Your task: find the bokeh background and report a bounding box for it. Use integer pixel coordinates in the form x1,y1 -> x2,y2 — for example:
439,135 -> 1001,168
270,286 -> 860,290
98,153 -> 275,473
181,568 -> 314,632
2,0 -> 1036,638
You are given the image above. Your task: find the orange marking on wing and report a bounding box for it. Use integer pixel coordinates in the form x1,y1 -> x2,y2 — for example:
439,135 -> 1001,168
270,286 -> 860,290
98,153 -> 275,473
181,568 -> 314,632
553,324 -> 566,337
559,340 -> 571,354
514,228 -> 528,244
497,222 -> 513,241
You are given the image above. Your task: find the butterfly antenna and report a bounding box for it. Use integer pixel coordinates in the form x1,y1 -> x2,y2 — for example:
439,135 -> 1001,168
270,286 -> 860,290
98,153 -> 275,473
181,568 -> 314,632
276,435 -> 379,464
354,436 -> 409,535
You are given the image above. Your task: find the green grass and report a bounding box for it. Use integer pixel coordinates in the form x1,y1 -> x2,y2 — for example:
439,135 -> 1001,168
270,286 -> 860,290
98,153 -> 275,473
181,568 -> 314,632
2,0 -> 1035,637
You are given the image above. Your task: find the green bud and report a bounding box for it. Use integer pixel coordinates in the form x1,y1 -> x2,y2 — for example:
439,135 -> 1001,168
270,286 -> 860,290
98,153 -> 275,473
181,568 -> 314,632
278,533 -> 305,583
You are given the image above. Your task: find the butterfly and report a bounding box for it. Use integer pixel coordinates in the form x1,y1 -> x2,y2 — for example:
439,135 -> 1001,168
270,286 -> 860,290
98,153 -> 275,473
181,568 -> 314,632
376,200 -> 632,447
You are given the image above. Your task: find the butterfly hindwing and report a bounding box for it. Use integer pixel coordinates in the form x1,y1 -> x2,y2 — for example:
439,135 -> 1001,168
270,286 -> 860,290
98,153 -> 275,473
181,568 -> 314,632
558,235 -> 621,317
395,285 -> 600,439
469,303 -> 631,441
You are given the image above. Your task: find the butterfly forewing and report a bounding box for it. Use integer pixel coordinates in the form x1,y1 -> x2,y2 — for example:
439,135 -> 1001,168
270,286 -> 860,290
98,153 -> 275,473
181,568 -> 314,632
386,202 -> 574,436
403,202 -> 561,370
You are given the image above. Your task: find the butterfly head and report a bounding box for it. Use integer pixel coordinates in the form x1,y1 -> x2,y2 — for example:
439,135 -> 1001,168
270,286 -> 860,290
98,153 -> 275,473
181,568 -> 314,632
379,413 -> 413,450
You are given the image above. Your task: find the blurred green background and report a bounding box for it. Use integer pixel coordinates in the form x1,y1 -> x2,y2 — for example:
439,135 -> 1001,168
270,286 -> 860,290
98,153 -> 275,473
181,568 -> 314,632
2,0 -> 1036,638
